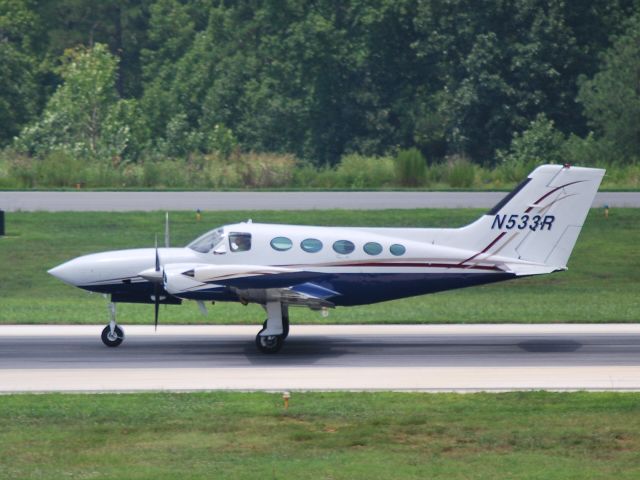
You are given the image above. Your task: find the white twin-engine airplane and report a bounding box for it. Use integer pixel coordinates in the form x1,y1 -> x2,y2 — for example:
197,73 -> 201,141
49,164 -> 604,353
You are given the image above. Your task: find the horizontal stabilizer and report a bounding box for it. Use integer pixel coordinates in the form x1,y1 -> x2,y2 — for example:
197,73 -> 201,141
498,263 -> 564,276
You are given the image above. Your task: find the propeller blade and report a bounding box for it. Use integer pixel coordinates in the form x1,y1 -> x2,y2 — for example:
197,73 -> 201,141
155,235 -> 160,272
154,283 -> 160,331
153,235 -> 161,330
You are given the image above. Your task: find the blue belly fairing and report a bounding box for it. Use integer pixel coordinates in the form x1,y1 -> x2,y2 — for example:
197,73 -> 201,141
81,272 -> 515,306
311,272 -> 514,306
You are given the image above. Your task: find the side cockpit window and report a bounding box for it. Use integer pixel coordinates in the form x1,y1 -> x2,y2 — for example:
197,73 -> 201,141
229,232 -> 252,252
187,228 -> 224,253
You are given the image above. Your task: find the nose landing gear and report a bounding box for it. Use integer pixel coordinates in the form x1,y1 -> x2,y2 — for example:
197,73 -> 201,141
101,302 -> 125,347
255,302 -> 289,354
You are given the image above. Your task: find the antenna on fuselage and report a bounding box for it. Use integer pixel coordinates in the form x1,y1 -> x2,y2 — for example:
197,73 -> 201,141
164,212 -> 170,248
154,234 -> 161,331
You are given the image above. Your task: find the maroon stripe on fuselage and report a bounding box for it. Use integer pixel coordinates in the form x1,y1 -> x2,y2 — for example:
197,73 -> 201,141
336,262 -> 501,271
279,261 -> 501,272
458,231 -> 507,266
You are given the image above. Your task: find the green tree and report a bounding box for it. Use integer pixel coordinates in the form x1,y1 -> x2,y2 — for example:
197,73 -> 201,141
412,0 -> 637,164
15,43 -> 145,161
0,42 -> 38,145
34,0 -> 152,98
577,13 -> 640,163
0,0 -> 41,145
139,0 -> 199,146
496,113 -> 565,181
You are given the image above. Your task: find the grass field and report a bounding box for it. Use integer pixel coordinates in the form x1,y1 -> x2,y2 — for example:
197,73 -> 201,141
0,208 -> 638,324
0,391 -> 639,479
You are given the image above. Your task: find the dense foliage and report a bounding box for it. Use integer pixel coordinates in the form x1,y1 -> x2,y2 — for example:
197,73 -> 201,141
1,0 -> 638,183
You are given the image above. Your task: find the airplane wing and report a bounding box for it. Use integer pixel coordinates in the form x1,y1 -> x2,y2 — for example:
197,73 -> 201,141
279,282 -> 340,309
161,263 -> 340,309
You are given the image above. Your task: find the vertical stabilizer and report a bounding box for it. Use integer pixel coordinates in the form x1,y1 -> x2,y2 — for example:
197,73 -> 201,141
448,165 -> 605,269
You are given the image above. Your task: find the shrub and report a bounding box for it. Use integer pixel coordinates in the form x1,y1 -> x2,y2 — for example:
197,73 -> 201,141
601,163 -> 640,189
162,160 -> 190,188
84,162 -> 124,188
291,161 -> 323,188
234,152 -> 296,188
141,157 -> 162,187
561,132 -> 621,167
202,154 -> 242,189
35,150 -> 85,187
0,151 -> 18,188
291,163 -> 341,189
4,151 -> 36,187
142,158 -> 189,188
424,162 -> 448,185
334,154 -> 395,188
395,148 -> 426,186
446,155 -> 476,188
121,163 -> 145,187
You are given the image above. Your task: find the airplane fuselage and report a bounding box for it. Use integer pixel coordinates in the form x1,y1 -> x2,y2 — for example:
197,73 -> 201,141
49,223 -> 515,307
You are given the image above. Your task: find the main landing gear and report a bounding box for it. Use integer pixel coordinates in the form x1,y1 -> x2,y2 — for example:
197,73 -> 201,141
255,302 -> 289,354
101,302 -> 125,347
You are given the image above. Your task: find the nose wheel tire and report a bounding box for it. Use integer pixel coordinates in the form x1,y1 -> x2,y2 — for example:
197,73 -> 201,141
255,333 -> 284,354
101,325 -> 125,347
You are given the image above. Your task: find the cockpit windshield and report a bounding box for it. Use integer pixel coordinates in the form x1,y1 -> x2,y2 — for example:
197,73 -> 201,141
187,228 -> 224,253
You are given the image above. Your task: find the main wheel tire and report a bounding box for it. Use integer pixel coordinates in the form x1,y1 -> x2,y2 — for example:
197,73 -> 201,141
101,325 -> 124,347
255,332 -> 284,354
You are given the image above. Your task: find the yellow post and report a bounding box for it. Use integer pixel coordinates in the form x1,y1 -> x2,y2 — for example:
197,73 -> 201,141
283,391 -> 290,410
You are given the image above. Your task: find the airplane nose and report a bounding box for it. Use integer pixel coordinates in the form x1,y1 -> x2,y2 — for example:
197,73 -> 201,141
48,259 -> 84,286
49,248 -> 198,292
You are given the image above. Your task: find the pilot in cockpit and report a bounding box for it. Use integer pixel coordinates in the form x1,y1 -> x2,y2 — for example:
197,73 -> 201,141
229,233 -> 251,252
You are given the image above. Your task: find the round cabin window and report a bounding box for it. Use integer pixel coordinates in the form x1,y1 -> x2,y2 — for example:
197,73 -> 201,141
270,237 -> 293,251
333,240 -> 355,255
301,238 -> 323,253
390,244 -> 406,256
363,242 -> 383,256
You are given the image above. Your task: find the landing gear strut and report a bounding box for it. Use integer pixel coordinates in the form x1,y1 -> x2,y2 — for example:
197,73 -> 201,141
101,302 -> 125,347
255,302 -> 289,354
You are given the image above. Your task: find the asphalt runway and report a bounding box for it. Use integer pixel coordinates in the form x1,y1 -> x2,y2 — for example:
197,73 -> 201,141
1,191 -> 637,211
1,325 -> 639,392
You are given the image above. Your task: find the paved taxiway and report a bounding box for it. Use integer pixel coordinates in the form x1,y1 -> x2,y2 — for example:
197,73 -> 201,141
1,324 -> 639,392
2,191 -> 638,212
